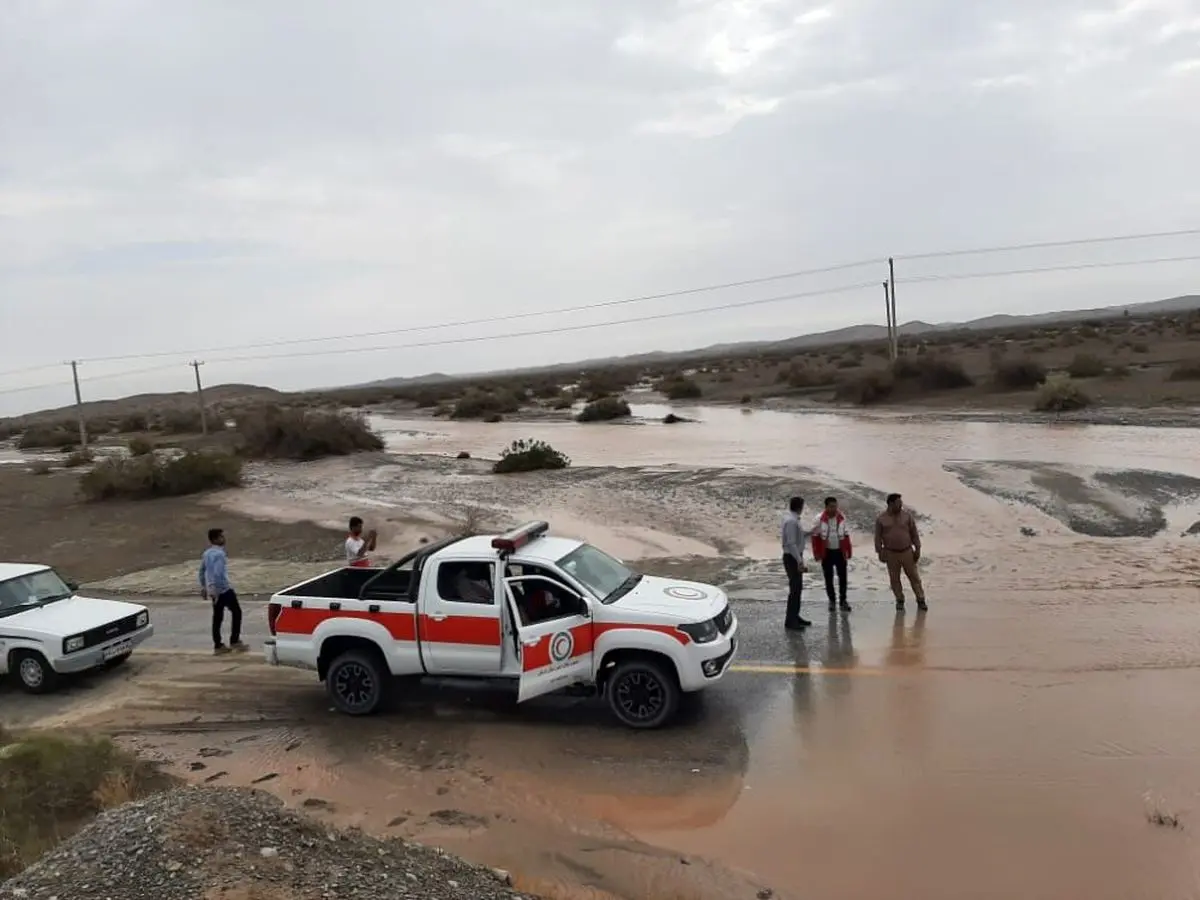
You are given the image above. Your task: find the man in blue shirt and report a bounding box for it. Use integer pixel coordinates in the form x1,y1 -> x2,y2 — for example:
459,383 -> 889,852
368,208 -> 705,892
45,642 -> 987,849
199,527 -> 246,655
781,496 -> 812,630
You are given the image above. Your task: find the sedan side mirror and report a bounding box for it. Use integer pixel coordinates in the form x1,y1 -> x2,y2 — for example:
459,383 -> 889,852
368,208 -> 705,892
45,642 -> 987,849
66,581 -> 79,592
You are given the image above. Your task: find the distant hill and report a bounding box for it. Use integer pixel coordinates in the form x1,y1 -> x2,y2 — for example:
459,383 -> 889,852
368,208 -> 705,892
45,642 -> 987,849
4,383 -> 283,426
354,293 -> 1200,389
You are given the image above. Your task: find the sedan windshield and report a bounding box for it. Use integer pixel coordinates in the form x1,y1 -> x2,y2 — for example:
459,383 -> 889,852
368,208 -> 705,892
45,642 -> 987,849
0,570 -> 74,618
556,543 -> 641,604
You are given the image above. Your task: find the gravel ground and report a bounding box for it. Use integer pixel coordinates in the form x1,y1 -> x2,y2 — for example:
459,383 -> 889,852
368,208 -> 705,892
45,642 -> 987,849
0,787 -> 537,900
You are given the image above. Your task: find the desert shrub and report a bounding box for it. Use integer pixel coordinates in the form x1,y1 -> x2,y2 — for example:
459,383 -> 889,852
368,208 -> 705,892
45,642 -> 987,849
530,381 -> 563,400
1066,352 -> 1106,378
834,370 -> 895,405
80,450 -> 243,501
739,394 -> 752,405
835,356 -> 861,369
493,439 -> 571,474
892,355 -> 973,390
551,391 -> 575,410
658,376 -> 702,400
155,407 -> 207,434
17,423 -> 78,451
113,412 -> 150,433
29,461 -> 53,476
1033,374 -> 1091,412
1131,341 -> 1149,353
127,436 -> 154,456
236,406 -> 383,460
0,728 -> 164,878
575,396 -> 632,422
63,448 -> 94,468
451,389 -> 522,420
1107,363 -> 1131,378
777,361 -> 835,389
992,357 -> 1047,390
579,370 -> 631,400
1167,361 -> 1200,382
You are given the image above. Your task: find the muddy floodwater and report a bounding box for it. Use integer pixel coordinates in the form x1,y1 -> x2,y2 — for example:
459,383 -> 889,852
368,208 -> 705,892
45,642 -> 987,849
26,404 -> 1200,899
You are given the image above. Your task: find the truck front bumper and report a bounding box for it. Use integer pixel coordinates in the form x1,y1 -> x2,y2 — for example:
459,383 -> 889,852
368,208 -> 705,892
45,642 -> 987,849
55,623 -> 155,674
678,613 -> 738,691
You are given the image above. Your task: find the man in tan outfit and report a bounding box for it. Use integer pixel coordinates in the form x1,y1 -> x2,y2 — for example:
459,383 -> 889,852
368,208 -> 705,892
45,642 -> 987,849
874,493 -> 927,612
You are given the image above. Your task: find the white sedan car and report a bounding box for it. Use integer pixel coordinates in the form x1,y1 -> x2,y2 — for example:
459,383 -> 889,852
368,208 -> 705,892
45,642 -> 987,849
0,562 -> 154,693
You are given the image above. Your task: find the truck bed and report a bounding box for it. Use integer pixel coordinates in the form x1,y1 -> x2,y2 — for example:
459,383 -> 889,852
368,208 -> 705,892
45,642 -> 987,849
277,566 -> 412,601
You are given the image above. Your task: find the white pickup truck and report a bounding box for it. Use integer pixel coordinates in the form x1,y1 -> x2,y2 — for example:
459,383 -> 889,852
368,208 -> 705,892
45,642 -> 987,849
264,521 -> 738,728
0,563 -> 154,693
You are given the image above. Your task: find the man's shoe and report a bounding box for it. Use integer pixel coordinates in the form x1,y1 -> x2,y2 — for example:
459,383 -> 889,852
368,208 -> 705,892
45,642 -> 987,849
785,618 -> 812,630
839,601 -> 852,612
916,600 -> 929,612
213,645 -> 231,656
895,601 -> 905,611
231,642 -> 250,653
827,602 -> 836,611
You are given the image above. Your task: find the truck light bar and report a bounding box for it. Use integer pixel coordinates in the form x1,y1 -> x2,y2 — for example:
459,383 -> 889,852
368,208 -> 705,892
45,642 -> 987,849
492,521 -> 550,553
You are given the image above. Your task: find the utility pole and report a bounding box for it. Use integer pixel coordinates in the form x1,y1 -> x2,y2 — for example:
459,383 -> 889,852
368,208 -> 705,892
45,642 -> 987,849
190,360 -> 208,435
69,360 -> 88,450
887,256 -> 899,360
882,281 -> 895,362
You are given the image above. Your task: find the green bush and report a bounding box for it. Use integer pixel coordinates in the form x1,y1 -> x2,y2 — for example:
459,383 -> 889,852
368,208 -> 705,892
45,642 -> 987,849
493,439 -> 571,474
80,451 -> 244,501
236,405 -> 384,460
1033,374 -> 1091,412
127,436 -> 154,456
992,357 -> 1047,389
451,389 -> 522,420
575,396 -> 632,422
1066,352 -> 1106,378
658,376 -> 702,400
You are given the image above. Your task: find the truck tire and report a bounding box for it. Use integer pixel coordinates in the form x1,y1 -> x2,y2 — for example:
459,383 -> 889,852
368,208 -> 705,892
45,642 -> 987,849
12,650 -> 59,695
326,649 -> 386,716
606,658 -> 679,729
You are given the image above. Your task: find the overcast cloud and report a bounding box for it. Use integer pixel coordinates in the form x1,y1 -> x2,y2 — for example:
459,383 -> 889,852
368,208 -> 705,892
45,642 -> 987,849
2,0 -> 1199,415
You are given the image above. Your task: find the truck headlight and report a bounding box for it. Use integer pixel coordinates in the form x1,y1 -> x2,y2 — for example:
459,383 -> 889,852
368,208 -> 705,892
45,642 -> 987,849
677,620 -> 719,644
136,611 -> 149,628
64,635 -> 84,653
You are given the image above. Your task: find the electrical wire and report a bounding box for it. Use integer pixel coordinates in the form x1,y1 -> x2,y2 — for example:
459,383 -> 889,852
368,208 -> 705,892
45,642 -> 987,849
0,363 -> 182,397
898,253 -> 1200,284
896,227 -> 1200,262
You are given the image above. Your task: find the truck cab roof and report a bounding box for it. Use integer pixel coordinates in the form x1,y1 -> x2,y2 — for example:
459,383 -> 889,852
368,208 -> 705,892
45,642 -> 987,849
438,534 -> 583,566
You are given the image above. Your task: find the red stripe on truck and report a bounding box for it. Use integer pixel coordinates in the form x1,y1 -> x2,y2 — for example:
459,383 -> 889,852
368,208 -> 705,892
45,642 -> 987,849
273,607 -> 502,646
594,622 -> 690,645
522,622 -> 596,671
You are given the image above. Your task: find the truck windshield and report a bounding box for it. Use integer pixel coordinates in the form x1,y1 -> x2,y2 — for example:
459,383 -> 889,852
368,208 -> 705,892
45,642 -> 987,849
556,544 -> 641,604
0,569 -> 74,618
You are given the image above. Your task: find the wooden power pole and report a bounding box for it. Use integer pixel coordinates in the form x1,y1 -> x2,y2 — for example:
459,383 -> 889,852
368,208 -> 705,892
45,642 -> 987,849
882,281 -> 895,361
69,360 -> 88,450
887,256 -> 899,359
190,360 -> 208,435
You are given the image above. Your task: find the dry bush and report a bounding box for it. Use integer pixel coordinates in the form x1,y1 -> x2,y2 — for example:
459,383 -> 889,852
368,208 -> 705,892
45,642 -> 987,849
992,357 -> 1047,390
127,436 -> 154,456
776,360 -> 836,389
156,407 -> 223,435
28,461 -> 54,476
62,448 -> 94,468
1167,361 -> 1200,382
1066,352 -> 1106,378
1107,362 -> 1132,378
236,405 -> 384,460
657,375 -> 703,400
1033,374 -> 1091,412
80,451 -> 243,501
0,728 -> 167,878
493,439 -> 570,474
575,396 -> 632,422
17,422 -> 78,451
834,369 -> 895,405
551,391 -> 575,410
578,370 -> 632,400
450,388 -> 522,420
892,355 -> 974,390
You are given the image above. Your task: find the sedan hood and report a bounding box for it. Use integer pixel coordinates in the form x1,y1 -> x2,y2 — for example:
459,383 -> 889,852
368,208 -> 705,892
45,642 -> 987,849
608,575 -> 727,621
2,595 -> 146,636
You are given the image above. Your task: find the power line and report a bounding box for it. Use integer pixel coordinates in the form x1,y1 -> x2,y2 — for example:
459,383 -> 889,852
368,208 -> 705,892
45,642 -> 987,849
899,253 -> 1200,284
897,227 -> 1200,262
61,225 -> 1200,367
74,256 -> 886,365
0,362 -> 182,398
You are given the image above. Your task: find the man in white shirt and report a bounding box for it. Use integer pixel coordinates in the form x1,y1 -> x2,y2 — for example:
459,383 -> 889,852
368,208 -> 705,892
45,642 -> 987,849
345,516 -> 377,568
781,496 -> 811,630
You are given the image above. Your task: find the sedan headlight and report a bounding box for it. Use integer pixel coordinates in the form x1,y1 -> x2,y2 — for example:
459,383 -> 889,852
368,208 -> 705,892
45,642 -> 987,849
63,635 -> 84,654
677,619 -> 720,644
136,611 -> 149,628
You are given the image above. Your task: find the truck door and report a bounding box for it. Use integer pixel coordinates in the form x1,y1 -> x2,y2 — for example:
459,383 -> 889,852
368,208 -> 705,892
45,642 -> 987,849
504,573 -> 594,702
420,559 -> 503,676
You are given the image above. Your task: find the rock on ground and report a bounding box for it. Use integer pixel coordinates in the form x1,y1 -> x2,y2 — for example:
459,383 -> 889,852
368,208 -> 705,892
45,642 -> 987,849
0,786 -> 534,900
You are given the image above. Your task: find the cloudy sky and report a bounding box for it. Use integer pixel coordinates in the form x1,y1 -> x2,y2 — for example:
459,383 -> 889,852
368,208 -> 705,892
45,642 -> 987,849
2,0 -> 1199,415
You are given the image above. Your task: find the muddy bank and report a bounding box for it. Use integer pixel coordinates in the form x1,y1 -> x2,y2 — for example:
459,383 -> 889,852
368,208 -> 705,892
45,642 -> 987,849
945,460 -> 1200,538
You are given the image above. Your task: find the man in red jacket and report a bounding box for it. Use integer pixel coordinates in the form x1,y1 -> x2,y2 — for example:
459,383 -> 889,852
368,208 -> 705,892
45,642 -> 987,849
812,496 -> 852,612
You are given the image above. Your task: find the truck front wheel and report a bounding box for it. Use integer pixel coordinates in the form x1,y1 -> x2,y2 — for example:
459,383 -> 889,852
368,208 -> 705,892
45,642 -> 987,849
12,650 -> 59,695
326,650 -> 386,716
606,658 -> 680,729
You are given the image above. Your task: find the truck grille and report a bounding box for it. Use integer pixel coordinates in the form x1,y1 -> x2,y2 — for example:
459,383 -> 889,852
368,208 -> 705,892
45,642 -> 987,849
80,613 -> 141,650
714,605 -> 733,634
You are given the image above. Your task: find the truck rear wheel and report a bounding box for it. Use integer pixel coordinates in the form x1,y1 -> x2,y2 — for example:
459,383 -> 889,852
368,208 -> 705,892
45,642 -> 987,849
326,649 -> 386,716
13,650 -> 59,695
606,658 -> 679,729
